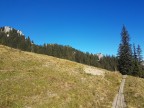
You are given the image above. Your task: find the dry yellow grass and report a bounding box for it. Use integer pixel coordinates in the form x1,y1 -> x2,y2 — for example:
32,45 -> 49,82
124,76 -> 144,108
0,45 -> 122,108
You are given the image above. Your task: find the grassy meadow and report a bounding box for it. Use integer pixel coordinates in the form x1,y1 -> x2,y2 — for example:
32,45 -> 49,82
0,45 -> 122,108
124,76 -> 144,108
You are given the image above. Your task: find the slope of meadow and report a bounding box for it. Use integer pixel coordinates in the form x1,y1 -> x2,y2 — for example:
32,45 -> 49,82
124,76 -> 144,108
0,45 -> 122,108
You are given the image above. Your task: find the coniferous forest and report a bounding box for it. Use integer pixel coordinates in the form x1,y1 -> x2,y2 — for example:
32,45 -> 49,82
0,26 -> 144,77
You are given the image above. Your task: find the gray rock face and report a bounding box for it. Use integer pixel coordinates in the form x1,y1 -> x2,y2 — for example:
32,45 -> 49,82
142,61 -> 144,66
4,26 -> 12,33
96,53 -> 103,61
2,26 -> 24,36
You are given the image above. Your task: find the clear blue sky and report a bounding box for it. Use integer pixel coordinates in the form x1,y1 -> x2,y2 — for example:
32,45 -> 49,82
0,0 -> 144,56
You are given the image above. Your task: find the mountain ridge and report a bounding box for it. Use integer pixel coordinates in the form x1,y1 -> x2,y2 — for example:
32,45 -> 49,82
0,26 -> 118,71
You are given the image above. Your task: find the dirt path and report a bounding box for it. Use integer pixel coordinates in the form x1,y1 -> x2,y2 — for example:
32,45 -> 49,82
84,66 -> 105,76
112,75 -> 127,108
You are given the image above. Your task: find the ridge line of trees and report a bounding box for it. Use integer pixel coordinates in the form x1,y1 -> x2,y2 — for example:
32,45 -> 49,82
0,27 -> 118,71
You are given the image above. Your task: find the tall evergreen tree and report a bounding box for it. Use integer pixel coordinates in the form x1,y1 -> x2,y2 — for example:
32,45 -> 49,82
118,26 -> 133,75
132,44 -> 139,76
136,45 -> 143,77
133,44 -> 137,60
137,45 -> 143,63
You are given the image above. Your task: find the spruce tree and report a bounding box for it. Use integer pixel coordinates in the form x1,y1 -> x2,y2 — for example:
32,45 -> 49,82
137,45 -> 143,63
137,45 -> 143,77
118,26 -> 133,75
132,44 -> 139,76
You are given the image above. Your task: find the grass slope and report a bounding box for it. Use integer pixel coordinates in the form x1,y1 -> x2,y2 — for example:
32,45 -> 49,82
125,76 -> 144,108
0,45 -> 121,108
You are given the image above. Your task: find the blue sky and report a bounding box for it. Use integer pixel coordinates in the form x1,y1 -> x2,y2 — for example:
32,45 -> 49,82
0,0 -> 144,56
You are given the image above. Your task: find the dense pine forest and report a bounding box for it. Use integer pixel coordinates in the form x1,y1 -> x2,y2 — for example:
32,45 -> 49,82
0,26 -> 144,77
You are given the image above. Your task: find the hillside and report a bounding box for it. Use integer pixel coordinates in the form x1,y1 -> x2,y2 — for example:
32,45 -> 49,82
0,26 -> 118,72
124,76 -> 144,108
0,45 -> 122,108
